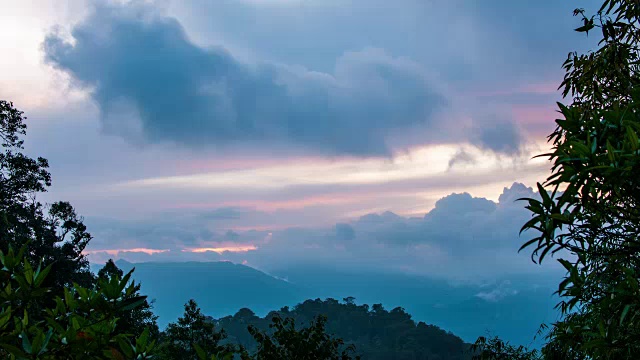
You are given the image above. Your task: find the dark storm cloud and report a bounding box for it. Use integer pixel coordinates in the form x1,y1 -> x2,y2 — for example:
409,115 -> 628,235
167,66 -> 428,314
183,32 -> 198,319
43,2 -> 448,156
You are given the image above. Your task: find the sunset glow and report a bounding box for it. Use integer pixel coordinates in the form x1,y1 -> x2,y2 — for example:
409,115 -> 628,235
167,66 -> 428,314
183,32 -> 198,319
84,248 -> 170,256
182,245 -> 258,254
117,143 -> 545,192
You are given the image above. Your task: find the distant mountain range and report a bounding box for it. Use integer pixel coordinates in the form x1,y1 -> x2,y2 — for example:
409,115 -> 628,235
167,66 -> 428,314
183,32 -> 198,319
110,260 -> 308,328
94,260 -> 560,348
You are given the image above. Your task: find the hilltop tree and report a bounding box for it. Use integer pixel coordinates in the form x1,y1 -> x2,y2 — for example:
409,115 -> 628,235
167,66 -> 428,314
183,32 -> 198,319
159,299 -> 236,360
217,298 -> 468,360
515,0 -> 640,358
248,314 -> 360,360
470,336 -> 541,360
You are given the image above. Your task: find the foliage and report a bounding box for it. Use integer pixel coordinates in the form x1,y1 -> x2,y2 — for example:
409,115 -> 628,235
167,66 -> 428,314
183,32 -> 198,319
516,0 -> 640,358
0,100 -> 93,292
98,260 -> 160,339
248,314 -> 359,360
158,299 -> 238,360
0,246 -> 156,359
217,297 -> 469,360
470,336 -> 541,360
1,101 -> 160,358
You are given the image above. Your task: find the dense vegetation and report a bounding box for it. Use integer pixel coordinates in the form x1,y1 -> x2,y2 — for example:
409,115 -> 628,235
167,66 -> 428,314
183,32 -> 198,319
216,298 -> 468,360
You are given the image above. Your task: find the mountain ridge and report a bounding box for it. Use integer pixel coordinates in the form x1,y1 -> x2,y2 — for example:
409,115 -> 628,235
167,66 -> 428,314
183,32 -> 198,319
92,260 -> 557,347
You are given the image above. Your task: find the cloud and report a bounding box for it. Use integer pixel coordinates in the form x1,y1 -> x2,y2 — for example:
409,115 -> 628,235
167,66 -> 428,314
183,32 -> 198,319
42,1 -> 532,156
182,244 -> 258,254
84,182 -> 561,281
84,248 -> 170,256
475,280 -> 519,302
470,116 -> 524,154
42,2 -> 448,156
334,223 -> 355,241
447,149 -> 476,169
174,0 -> 599,88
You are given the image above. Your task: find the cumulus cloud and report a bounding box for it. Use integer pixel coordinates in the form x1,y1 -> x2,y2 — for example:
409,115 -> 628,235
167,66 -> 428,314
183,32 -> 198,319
42,2 -> 448,156
85,183 -> 561,281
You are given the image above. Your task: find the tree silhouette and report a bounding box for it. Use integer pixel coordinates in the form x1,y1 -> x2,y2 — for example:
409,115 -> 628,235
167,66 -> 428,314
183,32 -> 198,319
159,299 -> 234,360
248,314 -> 360,360
1,100 -> 158,358
217,297 -> 468,360
0,100 -> 93,291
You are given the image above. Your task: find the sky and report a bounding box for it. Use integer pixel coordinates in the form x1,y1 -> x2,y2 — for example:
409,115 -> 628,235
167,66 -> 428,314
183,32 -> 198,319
1,0 -> 599,283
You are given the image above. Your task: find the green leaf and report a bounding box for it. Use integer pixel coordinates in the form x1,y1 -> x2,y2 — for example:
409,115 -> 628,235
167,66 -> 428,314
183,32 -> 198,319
120,269 -> 135,293
627,126 -> 639,150
135,327 -> 150,351
558,259 -> 574,272
0,308 -> 11,329
21,331 -> 32,354
118,295 -> 147,312
117,337 -> 134,358
537,183 -> 552,206
0,343 -> 27,357
620,304 -> 632,325
23,261 -> 33,285
34,263 -> 52,288
39,328 -> 53,355
606,140 -> 616,164
194,343 -> 207,360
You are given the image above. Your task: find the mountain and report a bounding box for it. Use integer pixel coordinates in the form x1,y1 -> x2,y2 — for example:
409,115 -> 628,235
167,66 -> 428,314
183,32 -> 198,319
110,260 -> 307,328
265,265 -> 560,348
94,260 -> 559,348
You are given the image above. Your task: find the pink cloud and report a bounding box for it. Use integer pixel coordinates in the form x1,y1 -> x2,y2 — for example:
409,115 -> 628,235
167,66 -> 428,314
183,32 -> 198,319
84,248 -> 170,256
168,193 -> 372,212
511,104 -> 558,136
467,81 -> 561,98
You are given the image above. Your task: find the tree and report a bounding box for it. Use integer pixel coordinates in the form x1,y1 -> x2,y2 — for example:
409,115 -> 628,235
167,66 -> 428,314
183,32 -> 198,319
218,298 -> 467,360
1,101 -> 159,358
159,299 -> 234,360
342,297 -> 356,306
98,259 -> 160,339
470,336 -> 541,360
248,314 -> 360,360
0,100 -> 94,291
517,1 -> 640,358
